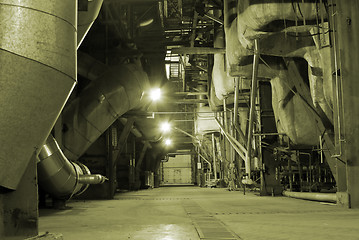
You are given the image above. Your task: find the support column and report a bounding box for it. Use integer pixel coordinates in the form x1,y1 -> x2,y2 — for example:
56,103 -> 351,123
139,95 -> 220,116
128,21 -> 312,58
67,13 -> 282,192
336,0 -> 359,208
1,155 -> 38,238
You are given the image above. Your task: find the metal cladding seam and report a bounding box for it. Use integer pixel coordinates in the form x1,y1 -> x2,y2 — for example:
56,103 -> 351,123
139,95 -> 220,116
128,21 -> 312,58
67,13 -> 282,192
62,63 -> 151,161
38,136 -> 106,199
0,0 -> 77,189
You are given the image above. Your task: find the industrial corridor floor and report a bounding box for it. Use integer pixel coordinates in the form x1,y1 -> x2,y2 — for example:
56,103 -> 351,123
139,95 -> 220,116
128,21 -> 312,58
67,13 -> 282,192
39,186 -> 359,240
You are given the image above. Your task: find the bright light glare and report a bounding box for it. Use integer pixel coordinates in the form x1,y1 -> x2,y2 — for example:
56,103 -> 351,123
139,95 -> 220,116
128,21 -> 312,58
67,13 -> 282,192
164,138 -> 172,146
150,88 -> 161,101
161,122 -> 171,132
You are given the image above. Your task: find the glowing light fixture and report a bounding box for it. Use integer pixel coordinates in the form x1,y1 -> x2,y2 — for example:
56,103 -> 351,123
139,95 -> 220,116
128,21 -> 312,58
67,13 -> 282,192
149,88 -> 161,101
164,138 -> 172,146
160,122 -> 171,133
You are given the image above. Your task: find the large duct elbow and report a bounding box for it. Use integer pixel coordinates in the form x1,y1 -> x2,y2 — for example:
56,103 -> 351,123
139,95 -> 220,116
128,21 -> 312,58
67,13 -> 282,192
38,136 -> 106,199
62,63 -> 150,161
237,1 -> 327,49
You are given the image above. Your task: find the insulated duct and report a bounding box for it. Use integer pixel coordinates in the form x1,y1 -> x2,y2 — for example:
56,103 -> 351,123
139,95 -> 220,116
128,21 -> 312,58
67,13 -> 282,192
77,52 -> 162,141
225,1 -> 321,74
237,1 -> 327,49
271,72 -> 321,146
38,136 -> 106,199
62,63 -> 151,161
195,107 -> 220,135
0,0 -> 77,189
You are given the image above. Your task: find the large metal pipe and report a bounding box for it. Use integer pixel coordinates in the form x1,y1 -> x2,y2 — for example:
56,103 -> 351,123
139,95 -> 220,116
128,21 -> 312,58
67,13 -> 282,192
245,39 -> 260,178
236,1 -> 327,49
62,63 -> 150,161
223,0 -> 237,30
77,52 -> 162,142
77,0 -> 104,48
283,191 -> 337,203
0,0 -> 77,189
38,136 -> 106,199
212,133 -> 218,181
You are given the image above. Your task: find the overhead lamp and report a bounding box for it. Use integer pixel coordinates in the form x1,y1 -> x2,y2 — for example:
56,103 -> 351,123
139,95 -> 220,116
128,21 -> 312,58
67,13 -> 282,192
160,122 -> 171,133
164,138 -> 172,146
149,88 -> 161,102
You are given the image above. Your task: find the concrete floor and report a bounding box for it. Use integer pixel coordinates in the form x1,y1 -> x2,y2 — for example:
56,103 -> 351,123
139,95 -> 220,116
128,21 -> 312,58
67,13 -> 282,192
39,186 -> 359,240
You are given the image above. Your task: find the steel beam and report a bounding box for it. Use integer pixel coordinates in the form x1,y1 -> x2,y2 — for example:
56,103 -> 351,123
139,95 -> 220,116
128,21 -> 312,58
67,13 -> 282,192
336,0 -> 359,208
171,47 -> 226,55
113,118 -> 135,166
136,142 -> 150,171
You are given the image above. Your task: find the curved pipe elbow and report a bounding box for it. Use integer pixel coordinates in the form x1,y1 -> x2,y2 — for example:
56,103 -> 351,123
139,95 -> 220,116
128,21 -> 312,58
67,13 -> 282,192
38,135 -> 106,199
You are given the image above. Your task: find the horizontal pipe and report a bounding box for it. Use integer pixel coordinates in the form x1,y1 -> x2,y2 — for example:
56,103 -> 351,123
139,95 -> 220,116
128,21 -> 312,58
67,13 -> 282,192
171,47 -> 225,55
78,174 -> 107,184
283,191 -> 337,203
253,133 -> 287,136
174,92 -> 208,96
170,99 -> 209,104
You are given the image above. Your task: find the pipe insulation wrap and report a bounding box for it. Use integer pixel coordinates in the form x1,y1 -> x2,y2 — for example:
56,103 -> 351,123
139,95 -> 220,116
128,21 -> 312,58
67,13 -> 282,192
63,64 -> 150,161
237,2 -> 327,49
38,136 -> 106,199
0,0 -> 77,189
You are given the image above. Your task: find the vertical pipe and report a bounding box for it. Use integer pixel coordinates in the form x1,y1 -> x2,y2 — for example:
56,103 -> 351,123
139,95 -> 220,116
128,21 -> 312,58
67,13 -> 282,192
212,133 -> 218,181
223,97 -> 230,181
309,152 -> 312,192
223,0 -> 237,31
223,98 -> 228,132
234,85 -> 246,145
288,157 -> 293,192
297,151 -> 303,192
245,39 -> 260,178
233,77 -> 239,125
